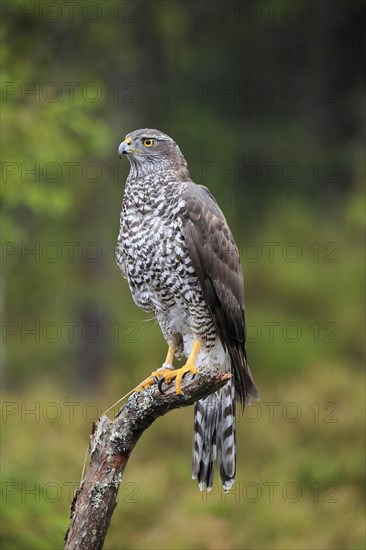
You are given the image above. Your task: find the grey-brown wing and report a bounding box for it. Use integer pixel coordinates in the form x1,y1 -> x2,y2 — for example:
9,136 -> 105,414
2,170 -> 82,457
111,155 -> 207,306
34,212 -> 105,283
180,183 -> 259,406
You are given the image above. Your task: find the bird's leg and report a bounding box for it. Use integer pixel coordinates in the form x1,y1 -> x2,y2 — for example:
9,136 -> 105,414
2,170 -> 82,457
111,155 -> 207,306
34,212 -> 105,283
153,340 -> 201,395
134,346 -> 176,393
153,346 -> 176,391
162,345 -> 175,369
133,341 -> 201,395
170,340 -> 200,395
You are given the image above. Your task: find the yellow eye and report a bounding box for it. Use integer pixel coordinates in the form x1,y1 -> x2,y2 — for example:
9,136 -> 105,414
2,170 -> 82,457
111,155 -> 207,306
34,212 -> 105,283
142,138 -> 154,147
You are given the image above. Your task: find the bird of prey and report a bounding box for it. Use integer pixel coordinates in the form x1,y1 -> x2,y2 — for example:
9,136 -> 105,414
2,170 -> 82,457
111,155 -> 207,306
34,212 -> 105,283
116,129 -> 259,491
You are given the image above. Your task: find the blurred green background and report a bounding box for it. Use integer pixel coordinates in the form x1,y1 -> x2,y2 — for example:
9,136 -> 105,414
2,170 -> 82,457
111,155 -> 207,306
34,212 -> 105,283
1,0 -> 365,548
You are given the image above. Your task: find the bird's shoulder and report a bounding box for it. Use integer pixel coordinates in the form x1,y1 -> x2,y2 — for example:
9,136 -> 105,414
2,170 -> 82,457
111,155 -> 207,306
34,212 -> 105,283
180,181 -> 240,261
182,181 -> 221,217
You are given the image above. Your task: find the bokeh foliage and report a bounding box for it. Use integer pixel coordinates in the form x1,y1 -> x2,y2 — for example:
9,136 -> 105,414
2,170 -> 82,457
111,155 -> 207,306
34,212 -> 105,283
1,1 -> 365,549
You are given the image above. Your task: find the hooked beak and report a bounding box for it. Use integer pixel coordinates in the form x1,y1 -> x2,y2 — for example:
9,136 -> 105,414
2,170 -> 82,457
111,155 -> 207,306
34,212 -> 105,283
118,137 -> 133,158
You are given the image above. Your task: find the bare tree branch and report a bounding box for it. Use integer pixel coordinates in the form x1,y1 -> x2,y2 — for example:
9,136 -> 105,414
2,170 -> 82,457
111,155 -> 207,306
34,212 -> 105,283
64,367 -> 231,550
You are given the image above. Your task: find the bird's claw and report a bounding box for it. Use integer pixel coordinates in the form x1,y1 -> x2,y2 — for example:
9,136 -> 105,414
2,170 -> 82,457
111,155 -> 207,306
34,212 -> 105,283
134,365 -> 173,393
134,362 -> 198,395
157,377 -> 166,393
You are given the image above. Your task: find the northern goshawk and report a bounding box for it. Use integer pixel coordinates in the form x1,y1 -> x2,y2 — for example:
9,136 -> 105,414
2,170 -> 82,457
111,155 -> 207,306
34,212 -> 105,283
116,129 -> 259,491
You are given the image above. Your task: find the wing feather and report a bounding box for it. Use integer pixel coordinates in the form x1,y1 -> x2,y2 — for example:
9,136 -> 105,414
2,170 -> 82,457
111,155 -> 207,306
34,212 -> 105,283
180,183 -> 259,406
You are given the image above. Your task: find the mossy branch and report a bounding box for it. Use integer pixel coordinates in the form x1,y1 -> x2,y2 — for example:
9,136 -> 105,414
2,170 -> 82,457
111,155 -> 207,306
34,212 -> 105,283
64,366 -> 231,550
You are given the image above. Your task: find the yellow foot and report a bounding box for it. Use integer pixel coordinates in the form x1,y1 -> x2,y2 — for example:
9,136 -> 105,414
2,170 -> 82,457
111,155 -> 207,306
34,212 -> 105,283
172,363 -> 198,395
134,340 -> 201,395
134,366 -> 174,393
134,363 -> 198,395
134,345 -> 176,393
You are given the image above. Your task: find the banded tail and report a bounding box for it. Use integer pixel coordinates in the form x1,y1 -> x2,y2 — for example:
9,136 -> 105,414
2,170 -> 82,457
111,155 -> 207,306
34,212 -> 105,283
192,369 -> 259,491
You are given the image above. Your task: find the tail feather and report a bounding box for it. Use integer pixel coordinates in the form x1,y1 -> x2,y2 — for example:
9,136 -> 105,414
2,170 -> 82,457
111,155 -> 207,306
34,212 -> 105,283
192,392 -> 220,491
218,379 -> 236,491
192,345 -> 259,491
192,379 -> 237,492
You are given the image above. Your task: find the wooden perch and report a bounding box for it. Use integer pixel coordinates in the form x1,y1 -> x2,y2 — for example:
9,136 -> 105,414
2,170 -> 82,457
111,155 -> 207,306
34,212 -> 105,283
64,366 -> 231,550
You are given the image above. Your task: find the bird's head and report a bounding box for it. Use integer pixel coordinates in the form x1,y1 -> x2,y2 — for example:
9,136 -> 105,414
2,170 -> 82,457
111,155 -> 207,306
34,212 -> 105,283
118,128 -> 190,179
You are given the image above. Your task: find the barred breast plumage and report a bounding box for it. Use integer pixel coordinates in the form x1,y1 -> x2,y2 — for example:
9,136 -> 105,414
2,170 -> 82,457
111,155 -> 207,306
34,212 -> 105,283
116,172 -> 216,353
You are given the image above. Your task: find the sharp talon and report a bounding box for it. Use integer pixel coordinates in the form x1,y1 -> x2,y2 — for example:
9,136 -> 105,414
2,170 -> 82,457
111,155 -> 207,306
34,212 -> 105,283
157,377 -> 166,393
134,344 -> 199,396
